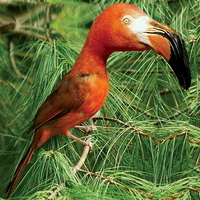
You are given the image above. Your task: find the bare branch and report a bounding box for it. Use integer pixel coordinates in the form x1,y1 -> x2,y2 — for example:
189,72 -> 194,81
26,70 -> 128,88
73,135 -> 93,172
189,187 -> 200,193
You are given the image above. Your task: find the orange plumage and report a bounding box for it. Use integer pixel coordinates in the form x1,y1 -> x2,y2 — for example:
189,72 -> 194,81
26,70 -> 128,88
7,3 -> 190,197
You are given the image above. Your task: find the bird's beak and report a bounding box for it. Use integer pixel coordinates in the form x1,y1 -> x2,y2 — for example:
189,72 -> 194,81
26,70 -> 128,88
145,20 -> 191,90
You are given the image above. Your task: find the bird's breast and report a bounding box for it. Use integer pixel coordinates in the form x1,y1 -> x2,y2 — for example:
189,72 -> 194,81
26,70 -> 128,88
77,72 -> 109,118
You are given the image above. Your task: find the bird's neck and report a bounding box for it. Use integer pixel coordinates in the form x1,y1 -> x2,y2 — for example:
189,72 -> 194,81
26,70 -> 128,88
71,39 -> 113,74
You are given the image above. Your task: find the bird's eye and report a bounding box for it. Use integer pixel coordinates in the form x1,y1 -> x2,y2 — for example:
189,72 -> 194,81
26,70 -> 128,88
122,17 -> 131,25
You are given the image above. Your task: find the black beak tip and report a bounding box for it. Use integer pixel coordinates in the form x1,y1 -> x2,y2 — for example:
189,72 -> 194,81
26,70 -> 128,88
167,33 -> 191,90
179,78 -> 191,90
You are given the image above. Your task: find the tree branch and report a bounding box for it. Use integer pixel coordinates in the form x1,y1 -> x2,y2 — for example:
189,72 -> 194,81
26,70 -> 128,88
44,4 -> 53,43
73,135 -> 92,171
9,41 -> 26,79
155,129 -> 189,143
92,116 -> 154,138
45,182 -> 65,200
77,169 -> 153,199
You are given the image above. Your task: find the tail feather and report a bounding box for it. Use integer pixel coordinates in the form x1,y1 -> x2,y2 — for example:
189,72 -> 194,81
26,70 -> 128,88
7,146 -> 35,198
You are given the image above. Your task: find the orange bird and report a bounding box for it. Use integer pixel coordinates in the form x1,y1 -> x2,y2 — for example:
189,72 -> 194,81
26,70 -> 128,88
7,3 -> 191,197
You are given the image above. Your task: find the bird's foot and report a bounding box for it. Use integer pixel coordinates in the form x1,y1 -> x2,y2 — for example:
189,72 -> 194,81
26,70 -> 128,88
83,140 -> 93,149
75,125 -> 97,134
67,132 -> 93,150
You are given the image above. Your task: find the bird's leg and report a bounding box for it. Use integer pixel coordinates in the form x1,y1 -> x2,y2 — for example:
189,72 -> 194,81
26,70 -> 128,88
67,132 -> 93,149
72,124 -> 97,150
74,125 -> 97,135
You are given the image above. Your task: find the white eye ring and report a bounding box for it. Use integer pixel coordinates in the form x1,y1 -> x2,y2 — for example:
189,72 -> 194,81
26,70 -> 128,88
122,16 -> 132,25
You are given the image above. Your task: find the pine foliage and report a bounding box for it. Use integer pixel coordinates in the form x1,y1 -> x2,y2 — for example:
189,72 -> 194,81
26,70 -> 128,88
0,0 -> 199,199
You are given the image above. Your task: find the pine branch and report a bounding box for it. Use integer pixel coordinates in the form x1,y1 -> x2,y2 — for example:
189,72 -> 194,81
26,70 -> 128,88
77,169 -> 154,199
156,129 -> 189,143
9,41 -> 26,79
92,116 -> 154,138
189,187 -> 200,193
189,165 -> 200,173
45,182 -> 65,200
44,4 -> 53,44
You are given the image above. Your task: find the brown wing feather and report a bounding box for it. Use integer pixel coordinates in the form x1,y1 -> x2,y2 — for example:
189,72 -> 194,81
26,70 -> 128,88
29,73 -> 86,132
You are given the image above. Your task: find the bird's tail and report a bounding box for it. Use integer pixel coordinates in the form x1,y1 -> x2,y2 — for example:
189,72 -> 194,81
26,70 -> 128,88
6,145 -> 36,198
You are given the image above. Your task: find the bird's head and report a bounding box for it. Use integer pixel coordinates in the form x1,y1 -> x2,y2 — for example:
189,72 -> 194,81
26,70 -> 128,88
86,3 -> 191,90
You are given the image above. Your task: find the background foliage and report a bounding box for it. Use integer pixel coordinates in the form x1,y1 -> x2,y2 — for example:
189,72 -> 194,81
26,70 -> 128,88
0,0 -> 199,199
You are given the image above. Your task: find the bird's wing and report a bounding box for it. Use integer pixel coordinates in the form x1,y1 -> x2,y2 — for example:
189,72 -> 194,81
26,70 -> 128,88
29,72 -> 87,132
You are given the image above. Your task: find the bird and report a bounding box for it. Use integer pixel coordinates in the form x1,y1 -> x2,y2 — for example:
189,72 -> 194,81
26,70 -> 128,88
7,3 -> 191,197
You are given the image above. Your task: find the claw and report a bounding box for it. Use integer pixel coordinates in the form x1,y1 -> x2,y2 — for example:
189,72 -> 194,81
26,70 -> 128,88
75,125 -> 97,134
84,141 -> 93,150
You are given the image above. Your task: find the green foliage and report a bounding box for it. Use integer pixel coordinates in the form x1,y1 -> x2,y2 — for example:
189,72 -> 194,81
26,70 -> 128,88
0,0 -> 199,199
